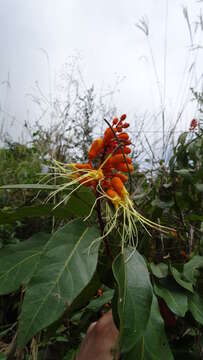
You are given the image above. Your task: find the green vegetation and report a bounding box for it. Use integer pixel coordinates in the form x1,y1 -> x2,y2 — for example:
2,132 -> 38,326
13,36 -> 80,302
0,96 -> 202,359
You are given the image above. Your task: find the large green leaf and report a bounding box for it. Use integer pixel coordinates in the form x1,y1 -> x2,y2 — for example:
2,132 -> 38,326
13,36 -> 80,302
17,219 -> 100,347
0,203 -> 89,225
124,295 -> 174,360
0,206 -> 74,224
188,293 -> 203,325
153,279 -> 188,317
0,233 -> 50,295
113,249 -> 153,353
70,271 -> 101,315
0,188 -> 96,224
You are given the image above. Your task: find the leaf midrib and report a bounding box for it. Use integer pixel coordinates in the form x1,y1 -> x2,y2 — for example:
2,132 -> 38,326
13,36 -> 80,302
22,227 -> 89,341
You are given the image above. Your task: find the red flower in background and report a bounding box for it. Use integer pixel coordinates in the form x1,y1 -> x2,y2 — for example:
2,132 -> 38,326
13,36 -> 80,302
189,118 -> 198,131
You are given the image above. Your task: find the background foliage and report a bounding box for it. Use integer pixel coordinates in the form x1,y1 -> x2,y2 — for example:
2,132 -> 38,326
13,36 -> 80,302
0,88 -> 202,359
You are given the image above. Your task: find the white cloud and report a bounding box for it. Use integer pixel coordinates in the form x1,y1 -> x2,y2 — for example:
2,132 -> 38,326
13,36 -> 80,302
0,0 -> 202,141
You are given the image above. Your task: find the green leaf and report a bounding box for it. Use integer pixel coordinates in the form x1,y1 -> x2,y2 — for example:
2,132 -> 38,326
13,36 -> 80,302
163,183 -> 172,189
0,233 -> 50,295
132,192 -> 148,201
153,280 -> 188,317
188,293 -> 203,325
0,354 -> 6,360
178,132 -> 188,145
187,214 -> 203,221
174,169 -> 193,180
113,249 -> 153,353
17,219 -> 100,347
0,190 -> 96,225
63,349 -> 78,360
196,183 -> 203,192
87,289 -> 114,311
0,206 -> 74,224
151,199 -> 174,209
170,266 -> 193,292
123,295 -> 174,360
183,255 -> 203,283
150,262 -> 168,278
70,271 -> 101,314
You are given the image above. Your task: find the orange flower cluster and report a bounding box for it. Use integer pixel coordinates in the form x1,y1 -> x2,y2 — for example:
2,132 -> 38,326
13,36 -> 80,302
74,114 -> 133,207
50,114 -> 175,247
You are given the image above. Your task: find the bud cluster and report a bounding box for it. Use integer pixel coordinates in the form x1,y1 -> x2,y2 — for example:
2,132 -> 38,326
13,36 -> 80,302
86,114 -> 133,207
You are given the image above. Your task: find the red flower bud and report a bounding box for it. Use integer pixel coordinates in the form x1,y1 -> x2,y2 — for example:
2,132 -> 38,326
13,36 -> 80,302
112,117 -> 119,125
120,114 -> 127,121
189,118 -> 198,130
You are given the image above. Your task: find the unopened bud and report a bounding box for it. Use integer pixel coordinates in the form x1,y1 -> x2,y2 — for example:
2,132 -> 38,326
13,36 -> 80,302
113,117 -> 119,125
120,114 -> 127,121
123,123 -> 129,128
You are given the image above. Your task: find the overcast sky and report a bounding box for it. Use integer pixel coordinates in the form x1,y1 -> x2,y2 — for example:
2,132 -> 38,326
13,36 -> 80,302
0,0 -> 202,143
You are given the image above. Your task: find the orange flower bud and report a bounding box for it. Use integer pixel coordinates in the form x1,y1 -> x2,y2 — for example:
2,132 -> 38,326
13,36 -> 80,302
106,189 -> 120,200
111,177 -> 124,196
122,123 -> 129,128
116,163 -> 134,172
116,173 -> 128,183
111,154 -> 132,166
118,133 -> 129,141
88,138 -> 104,160
103,127 -> 115,145
75,163 -> 92,170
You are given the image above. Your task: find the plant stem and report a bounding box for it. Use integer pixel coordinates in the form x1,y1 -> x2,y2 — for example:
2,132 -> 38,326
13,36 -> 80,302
96,194 -> 113,260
